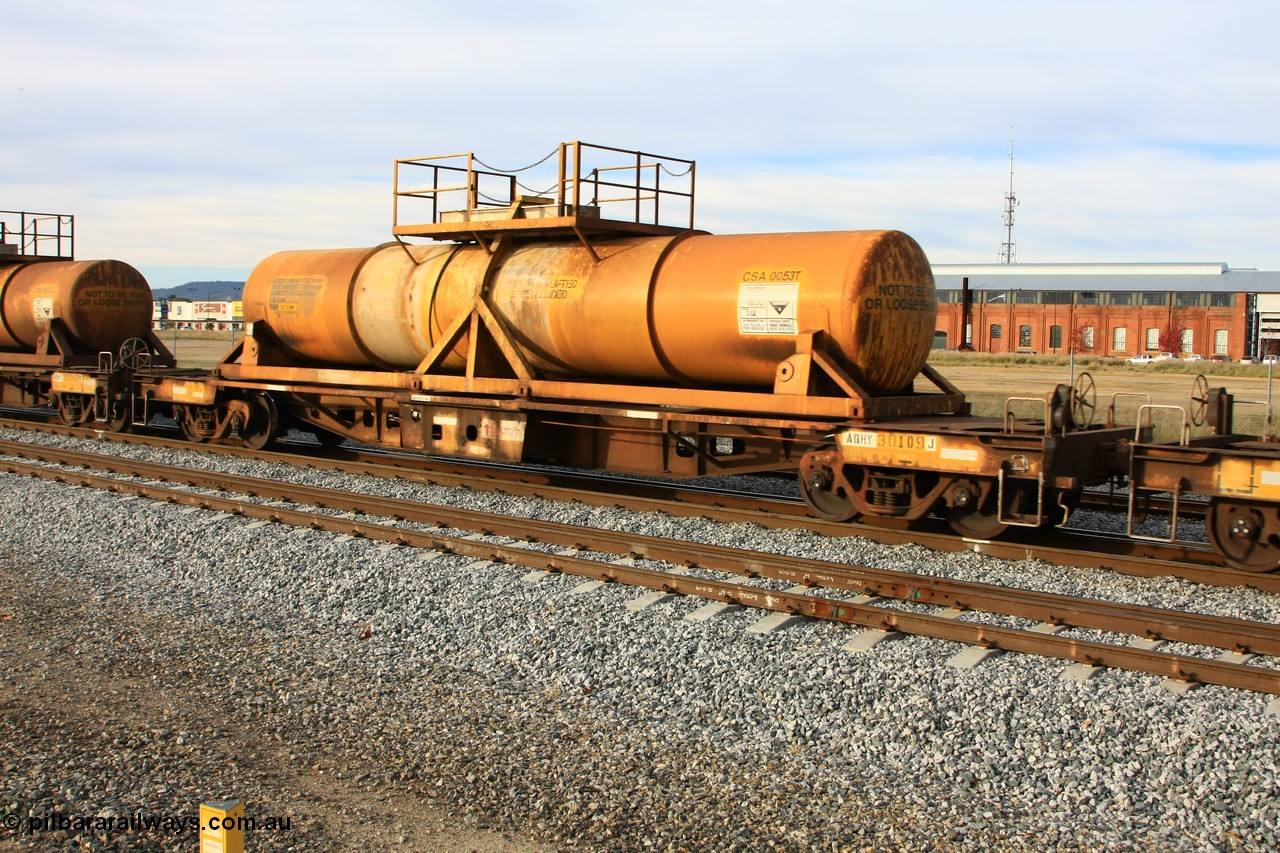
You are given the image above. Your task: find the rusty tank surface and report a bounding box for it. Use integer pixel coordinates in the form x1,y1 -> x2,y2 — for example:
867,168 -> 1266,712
0,259 -> 154,353
241,229 -> 935,394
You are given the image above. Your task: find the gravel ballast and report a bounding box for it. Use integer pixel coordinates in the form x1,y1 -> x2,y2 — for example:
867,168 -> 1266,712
2,426 -> 1279,852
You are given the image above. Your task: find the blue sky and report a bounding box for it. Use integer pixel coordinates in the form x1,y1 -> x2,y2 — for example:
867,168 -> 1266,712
3,0 -> 1278,288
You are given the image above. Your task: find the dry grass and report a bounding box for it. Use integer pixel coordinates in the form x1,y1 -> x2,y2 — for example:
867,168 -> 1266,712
927,350 -> 1272,379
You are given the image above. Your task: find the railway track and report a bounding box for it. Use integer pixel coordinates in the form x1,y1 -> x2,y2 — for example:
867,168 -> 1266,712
4,437 -> 1280,698
0,414 -> 1264,590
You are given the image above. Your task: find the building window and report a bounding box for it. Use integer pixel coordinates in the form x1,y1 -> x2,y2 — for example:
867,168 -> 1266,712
1043,292 -> 1072,305
1180,329 -> 1194,353
1077,291 -> 1098,305
1210,293 -> 1235,308
1049,325 -> 1063,348
1214,329 -> 1228,354
1175,292 -> 1201,307
1142,292 -> 1168,306
1146,327 -> 1159,351
1113,327 -> 1127,351
1015,290 -> 1038,304
1019,324 -> 1033,349
984,291 -> 1007,304
1109,292 -> 1133,306
1081,326 -> 1095,350
990,323 -> 1003,339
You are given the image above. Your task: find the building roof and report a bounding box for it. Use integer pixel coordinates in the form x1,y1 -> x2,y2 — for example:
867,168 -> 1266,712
932,262 -> 1280,293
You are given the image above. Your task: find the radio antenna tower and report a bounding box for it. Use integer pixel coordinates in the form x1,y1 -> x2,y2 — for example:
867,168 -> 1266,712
999,127 -> 1019,263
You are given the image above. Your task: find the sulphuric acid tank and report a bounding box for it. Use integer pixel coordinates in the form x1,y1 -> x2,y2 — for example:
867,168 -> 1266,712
0,259 -> 154,354
240,229 -> 936,394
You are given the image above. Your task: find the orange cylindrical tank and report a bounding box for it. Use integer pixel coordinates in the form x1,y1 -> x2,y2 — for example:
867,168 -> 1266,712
0,259 -> 154,353
650,230 -> 936,392
240,230 -> 936,393
242,242 -> 461,369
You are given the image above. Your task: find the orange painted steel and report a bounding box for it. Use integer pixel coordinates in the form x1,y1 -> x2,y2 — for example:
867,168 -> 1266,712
0,259 -> 153,353
241,242 -> 458,369
240,229 -> 935,394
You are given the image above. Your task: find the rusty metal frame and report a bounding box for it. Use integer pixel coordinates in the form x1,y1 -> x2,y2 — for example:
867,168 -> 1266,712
221,363 -> 961,422
225,312 -> 967,423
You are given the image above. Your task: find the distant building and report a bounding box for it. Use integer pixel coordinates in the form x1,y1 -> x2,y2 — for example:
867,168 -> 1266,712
932,262 -> 1280,360
153,299 -> 243,331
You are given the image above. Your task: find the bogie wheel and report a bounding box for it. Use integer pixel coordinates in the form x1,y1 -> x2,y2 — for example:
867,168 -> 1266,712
798,445 -> 859,522
1206,498 -> 1280,572
175,406 -> 210,444
1189,374 -> 1211,427
238,391 -> 279,451
945,500 -> 1009,539
944,479 -> 1023,539
53,393 -> 82,426
1071,372 -> 1096,428
947,504 -> 1003,537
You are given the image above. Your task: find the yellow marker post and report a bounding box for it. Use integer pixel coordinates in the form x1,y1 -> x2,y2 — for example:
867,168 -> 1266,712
199,800 -> 245,853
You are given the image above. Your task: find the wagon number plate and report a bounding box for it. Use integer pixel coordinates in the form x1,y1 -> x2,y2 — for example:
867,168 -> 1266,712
841,430 -> 938,452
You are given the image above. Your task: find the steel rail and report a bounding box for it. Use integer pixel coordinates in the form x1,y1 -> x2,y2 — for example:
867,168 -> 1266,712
0,417 -> 1265,590
1078,489 -> 1209,517
5,442 -> 1280,663
4,456 -> 1280,695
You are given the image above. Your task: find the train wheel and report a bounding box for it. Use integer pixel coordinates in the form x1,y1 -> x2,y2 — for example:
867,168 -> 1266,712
944,479 -> 1018,539
1206,499 -> 1280,572
798,445 -> 859,522
945,503 -> 1008,539
54,394 -> 82,426
175,406 -> 210,444
801,472 -> 859,522
238,391 -> 279,451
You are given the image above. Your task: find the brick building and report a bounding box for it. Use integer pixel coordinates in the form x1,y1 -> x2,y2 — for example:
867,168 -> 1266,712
932,263 -> 1280,360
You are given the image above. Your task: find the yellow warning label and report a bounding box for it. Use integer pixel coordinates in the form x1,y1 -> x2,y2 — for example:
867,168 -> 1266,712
50,372 -> 98,394
268,276 -> 323,314
842,430 -> 938,452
